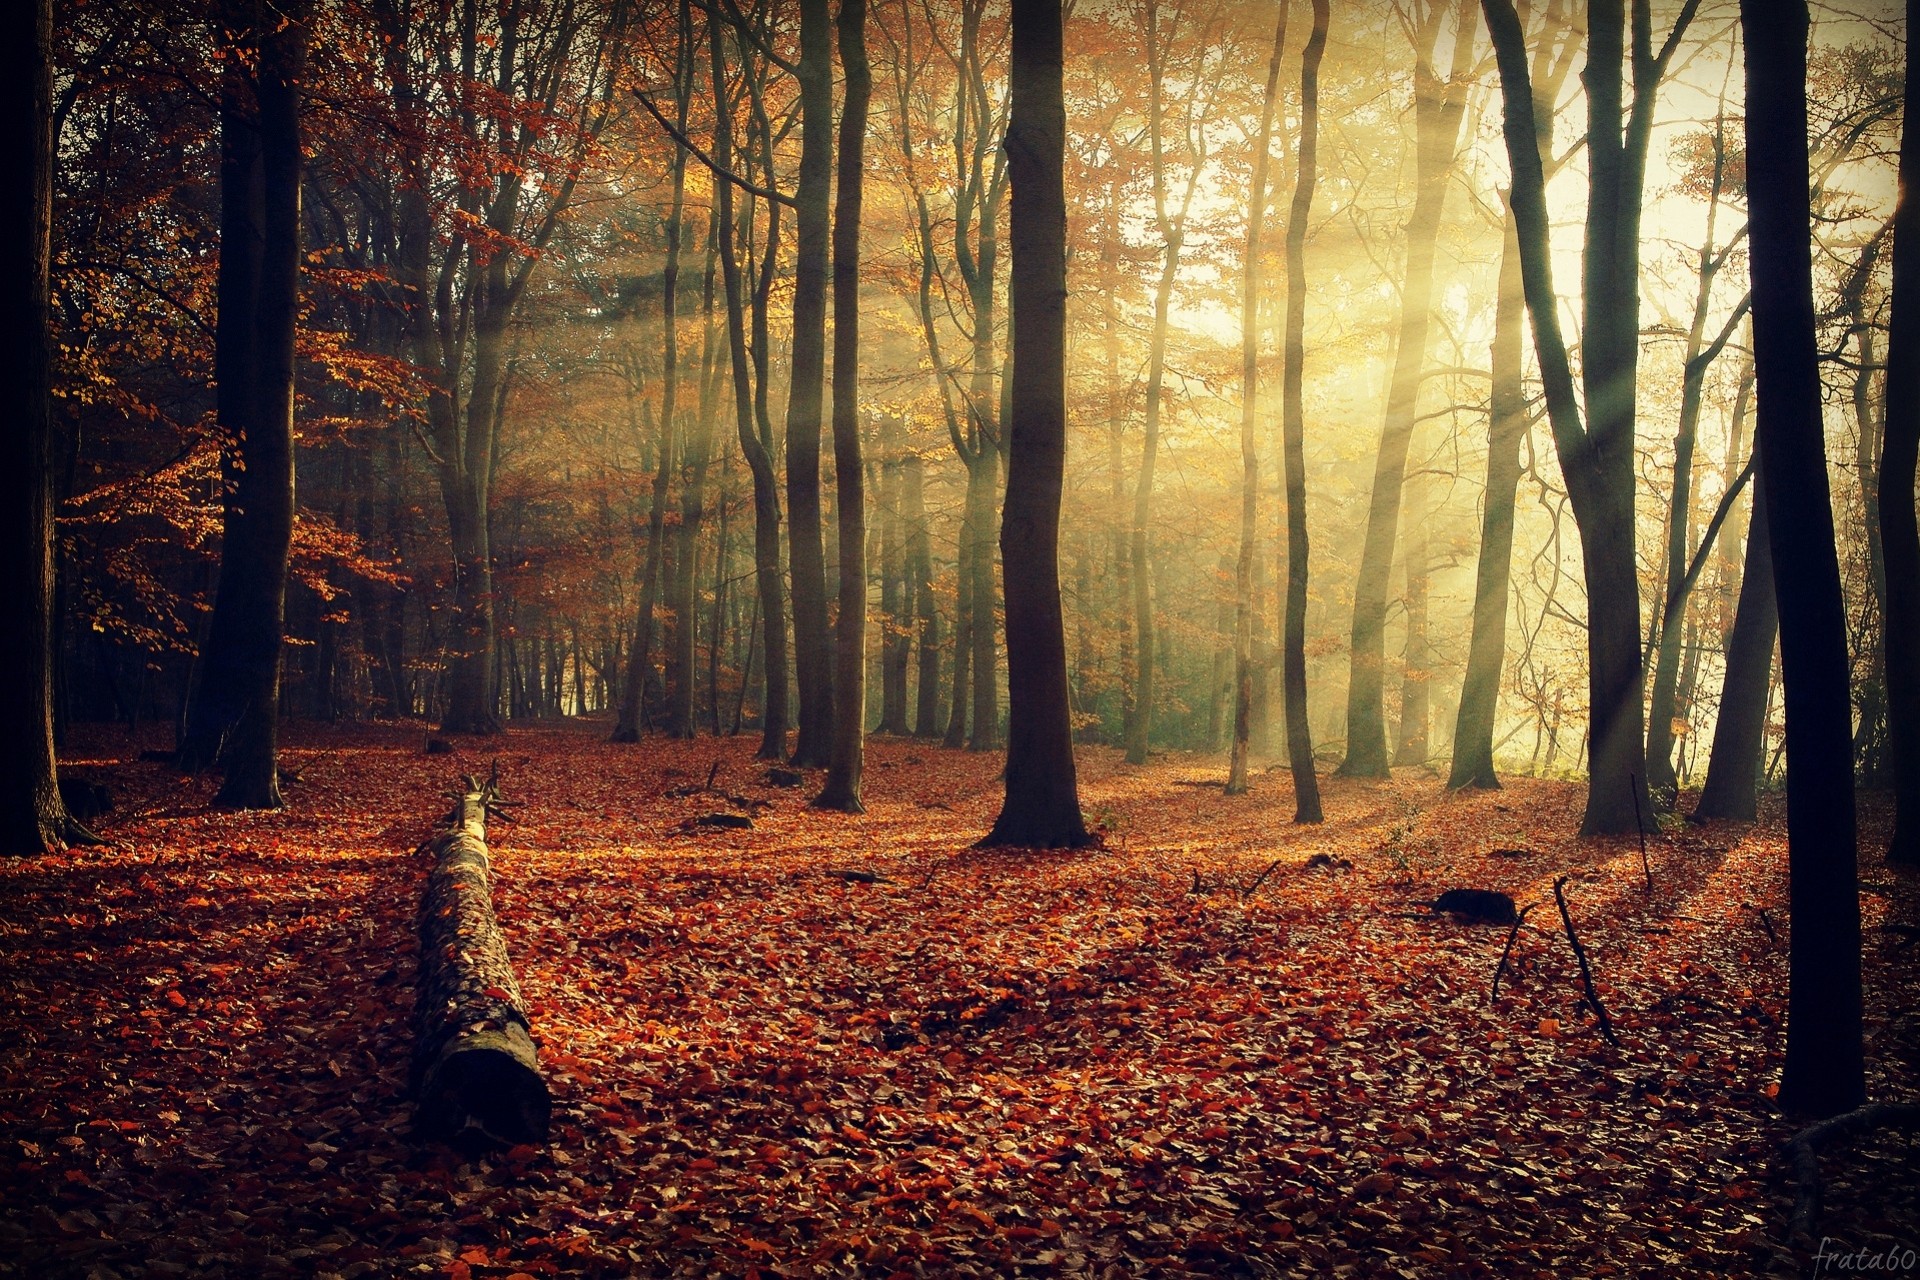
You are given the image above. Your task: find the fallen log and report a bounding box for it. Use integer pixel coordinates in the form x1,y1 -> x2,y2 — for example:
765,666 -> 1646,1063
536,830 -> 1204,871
412,772 -> 549,1148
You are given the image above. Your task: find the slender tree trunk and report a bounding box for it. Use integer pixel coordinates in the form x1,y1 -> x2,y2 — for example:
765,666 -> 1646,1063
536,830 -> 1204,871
1341,0 -> 1476,778
179,0 -> 304,807
908,450 -> 941,737
945,518 -> 973,747
1742,0 -> 1864,1119
878,417 -> 911,735
985,0 -> 1087,849
1393,484 -> 1431,766
666,237 -> 720,739
1882,0 -> 1920,864
709,10 -> 789,759
817,0 -> 870,812
1228,3 -> 1287,796
2,0 -> 93,853
1279,0 -> 1329,823
1450,206 -> 1528,789
967,448 -> 1000,749
786,0 -> 836,768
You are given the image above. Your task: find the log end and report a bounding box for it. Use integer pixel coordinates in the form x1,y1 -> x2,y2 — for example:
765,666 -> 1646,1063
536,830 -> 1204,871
416,1024 -> 551,1148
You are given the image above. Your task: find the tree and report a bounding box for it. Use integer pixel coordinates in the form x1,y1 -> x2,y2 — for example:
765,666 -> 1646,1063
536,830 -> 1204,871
815,0 -> 870,812
984,0 -> 1088,850
785,0 -> 836,768
1338,0 -> 1477,779
1741,0 -> 1864,1118
1278,0 -> 1329,824
177,0 -> 306,808
1882,0 -> 1920,865
705,4 -> 792,761
1693,448 -> 1776,822
2,0 -> 94,854
1482,0 -> 1696,835
1226,4 -> 1287,797
1450,0 -> 1578,790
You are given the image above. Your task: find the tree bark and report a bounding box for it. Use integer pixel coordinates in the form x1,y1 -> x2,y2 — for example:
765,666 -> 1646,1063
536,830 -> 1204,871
1742,0 -> 1865,1119
786,0 -> 836,768
1881,0 -> 1920,865
1341,0 -> 1476,778
1694,461 -> 1776,821
1227,3 -> 1287,797
414,779 -> 549,1147
816,0 -> 870,812
985,0 -> 1088,849
709,9 -> 789,760
180,0 -> 304,808
878,417 -> 912,735
666,233 -> 721,739
1279,0 -> 1329,824
1450,205 -> 1528,789
908,449 -> 941,737
1,0 -> 93,854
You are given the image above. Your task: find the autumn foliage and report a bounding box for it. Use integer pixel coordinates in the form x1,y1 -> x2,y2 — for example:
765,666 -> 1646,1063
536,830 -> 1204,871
4,725 -> 1917,1275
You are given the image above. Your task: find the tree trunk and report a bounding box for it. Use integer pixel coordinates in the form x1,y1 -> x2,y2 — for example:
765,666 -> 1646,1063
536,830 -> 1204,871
1693,472 -> 1776,821
786,0 -> 836,768
1,0 -> 92,854
878,418 -> 911,735
1393,485 -> 1431,766
945,517 -> 973,748
1881,0 -> 1920,865
1450,204 -> 1528,789
1341,0 -> 1476,778
985,0 -> 1087,850
908,451 -> 940,737
966,448 -> 1000,749
1228,4 -> 1287,796
1742,0 -> 1865,1119
708,8 -> 789,760
180,0 -> 304,807
1278,0 -> 1329,824
666,233 -> 721,739
414,779 -> 549,1147
816,0 -> 870,812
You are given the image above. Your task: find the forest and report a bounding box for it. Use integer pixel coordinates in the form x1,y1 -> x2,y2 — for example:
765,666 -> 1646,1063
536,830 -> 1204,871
2,0 -> 1917,1274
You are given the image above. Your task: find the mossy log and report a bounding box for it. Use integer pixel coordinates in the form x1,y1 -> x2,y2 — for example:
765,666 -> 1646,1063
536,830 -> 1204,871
412,777 -> 549,1147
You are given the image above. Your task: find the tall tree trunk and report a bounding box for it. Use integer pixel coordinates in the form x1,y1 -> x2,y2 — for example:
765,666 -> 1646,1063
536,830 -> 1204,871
2,0 -> 92,853
908,450 -> 941,737
985,0 -> 1087,849
945,519 -> 973,747
1227,3 -> 1287,796
709,10 -> 789,760
180,0 -> 304,807
786,0 -> 836,768
666,233 -> 720,739
966,448 -> 1000,749
1881,0 -> 1920,864
1450,205 -> 1528,789
1742,0 -> 1864,1118
1279,0 -> 1329,824
1340,0 -> 1476,778
817,0 -> 870,812
1393,483 -> 1431,766
878,417 -> 911,735
1483,0 -> 1685,835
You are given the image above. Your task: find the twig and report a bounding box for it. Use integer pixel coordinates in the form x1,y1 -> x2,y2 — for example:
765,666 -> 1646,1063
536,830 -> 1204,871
1785,1102 -> 1920,1242
1241,857 -> 1285,902
1189,869 -> 1205,896
705,758 -> 722,791
1489,902 -> 1542,1005
1740,902 -> 1779,945
1630,773 -> 1653,895
1552,876 -> 1620,1046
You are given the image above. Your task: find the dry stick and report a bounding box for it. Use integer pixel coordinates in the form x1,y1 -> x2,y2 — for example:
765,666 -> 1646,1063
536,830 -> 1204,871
1785,1102 -> 1920,1242
1740,902 -> 1779,945
1488,902 -> 1542,1005
705,758 -> 722,791
1630,773 -> 1653,895
1241,857 -> 1286,902
1552,876 -> 1620,1046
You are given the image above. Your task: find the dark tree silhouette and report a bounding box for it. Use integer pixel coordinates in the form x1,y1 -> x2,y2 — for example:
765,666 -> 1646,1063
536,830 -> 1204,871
816,0 -> 871,812
178,0 -> 306,808
1882,0 -> 1920,866
2,0 -> 94,854
984,0 -> 1088,850
1742,0 -> 1864,1119
1278,0 -> 1330,825
1694,458 -> 1776,822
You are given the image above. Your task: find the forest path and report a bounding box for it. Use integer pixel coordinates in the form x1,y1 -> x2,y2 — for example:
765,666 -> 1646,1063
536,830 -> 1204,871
3,721 -> 1915,1277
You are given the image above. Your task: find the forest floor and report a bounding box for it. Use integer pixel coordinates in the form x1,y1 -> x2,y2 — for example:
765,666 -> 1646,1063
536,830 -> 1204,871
3,720 -> 1918,1279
